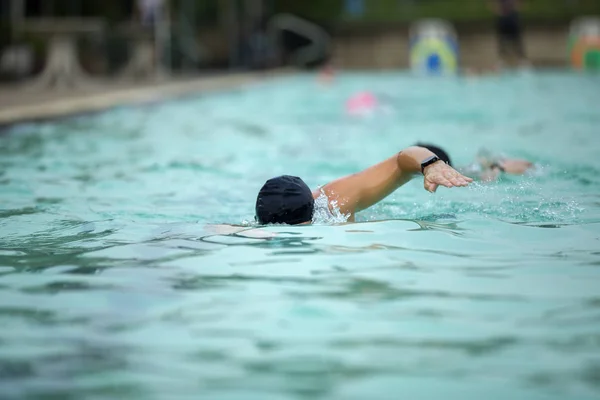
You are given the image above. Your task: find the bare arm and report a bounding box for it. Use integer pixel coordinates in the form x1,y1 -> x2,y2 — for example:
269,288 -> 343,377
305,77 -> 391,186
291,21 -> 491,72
315,146 -> 472,218
498,158 -> 533,174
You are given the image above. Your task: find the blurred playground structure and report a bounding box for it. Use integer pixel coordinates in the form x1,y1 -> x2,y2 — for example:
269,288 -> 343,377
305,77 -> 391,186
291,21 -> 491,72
569,16 -> 600,70
0,0 -> 599,88
409,19 -> 458,75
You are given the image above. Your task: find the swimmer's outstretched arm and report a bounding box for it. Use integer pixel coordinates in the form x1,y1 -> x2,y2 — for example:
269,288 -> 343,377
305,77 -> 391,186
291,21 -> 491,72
476,157 -> 534,182
498,159 -> 533,175
316,146 -> 472,218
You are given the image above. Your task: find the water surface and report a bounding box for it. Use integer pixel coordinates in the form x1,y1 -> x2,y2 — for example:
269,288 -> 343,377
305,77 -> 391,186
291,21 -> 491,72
1,71 -> 600,399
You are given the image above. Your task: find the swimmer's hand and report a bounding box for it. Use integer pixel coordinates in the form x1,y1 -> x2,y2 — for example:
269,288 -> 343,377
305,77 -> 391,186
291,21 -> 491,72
423,161 -> 473,193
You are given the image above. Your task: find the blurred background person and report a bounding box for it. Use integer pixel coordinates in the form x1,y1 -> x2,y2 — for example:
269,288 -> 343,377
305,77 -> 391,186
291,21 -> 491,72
137,0 -> 165,28
317,62 -> 335,85
488,0 -> 529,68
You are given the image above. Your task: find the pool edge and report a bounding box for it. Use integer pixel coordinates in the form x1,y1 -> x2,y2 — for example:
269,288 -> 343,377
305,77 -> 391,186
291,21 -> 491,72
0,70 -> 293,130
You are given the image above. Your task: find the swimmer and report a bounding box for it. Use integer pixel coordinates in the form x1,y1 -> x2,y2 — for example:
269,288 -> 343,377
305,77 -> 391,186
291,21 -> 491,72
255,146 -> 472,225
416,143 -> 534,182
345,91 -> 379,116
318,63 -> 335,85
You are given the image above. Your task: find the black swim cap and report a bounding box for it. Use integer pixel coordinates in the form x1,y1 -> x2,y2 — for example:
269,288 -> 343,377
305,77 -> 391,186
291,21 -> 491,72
415,143 -> 453,166
255,175 -> 314,225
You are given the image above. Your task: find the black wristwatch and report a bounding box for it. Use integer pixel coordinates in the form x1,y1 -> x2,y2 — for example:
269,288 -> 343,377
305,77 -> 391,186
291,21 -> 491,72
421,155 -> 442,174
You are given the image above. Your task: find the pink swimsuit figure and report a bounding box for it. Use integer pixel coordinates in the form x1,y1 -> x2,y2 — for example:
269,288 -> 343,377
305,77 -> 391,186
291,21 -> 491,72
346,92 -> 378,116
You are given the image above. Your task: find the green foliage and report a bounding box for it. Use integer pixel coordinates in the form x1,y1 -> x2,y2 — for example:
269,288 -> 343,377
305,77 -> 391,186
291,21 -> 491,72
272,0 -> 344,22
18,0 -> 600,25
172,0 -> 219,26
270,0 -> 600,23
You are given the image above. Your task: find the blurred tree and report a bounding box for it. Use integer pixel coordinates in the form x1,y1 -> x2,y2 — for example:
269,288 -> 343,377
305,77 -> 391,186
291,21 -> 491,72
20,0 -> 135,22
18,0 -> 598,24
80,1 -> 133,22
196,0 -> 219,26
272,0 -> 343,22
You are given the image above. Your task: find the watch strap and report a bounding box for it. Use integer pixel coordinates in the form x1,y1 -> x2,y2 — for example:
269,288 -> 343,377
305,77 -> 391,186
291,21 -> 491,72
421,155 -> 441,174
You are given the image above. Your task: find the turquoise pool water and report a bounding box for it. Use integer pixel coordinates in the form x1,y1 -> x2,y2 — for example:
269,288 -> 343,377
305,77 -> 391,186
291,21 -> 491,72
1,71 -> 600,399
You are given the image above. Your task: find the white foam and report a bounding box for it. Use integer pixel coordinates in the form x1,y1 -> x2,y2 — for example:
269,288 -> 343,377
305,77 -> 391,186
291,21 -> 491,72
311,189 -> 350,225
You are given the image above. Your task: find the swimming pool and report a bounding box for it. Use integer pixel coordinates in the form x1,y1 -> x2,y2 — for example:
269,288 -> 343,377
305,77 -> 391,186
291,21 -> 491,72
1,71 -> 600,399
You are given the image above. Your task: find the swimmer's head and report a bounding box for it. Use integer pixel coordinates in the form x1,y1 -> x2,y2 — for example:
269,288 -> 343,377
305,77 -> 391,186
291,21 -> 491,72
255,175 -> 314,225
415,143 -> 452,166
476,147 -> 499,168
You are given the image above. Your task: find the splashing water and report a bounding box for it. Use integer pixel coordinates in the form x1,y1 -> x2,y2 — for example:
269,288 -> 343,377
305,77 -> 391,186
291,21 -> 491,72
312,190 -> 351,225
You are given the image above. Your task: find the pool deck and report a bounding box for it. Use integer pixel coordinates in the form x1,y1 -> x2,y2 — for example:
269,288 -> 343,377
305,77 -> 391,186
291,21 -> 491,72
0,70 -> 287,128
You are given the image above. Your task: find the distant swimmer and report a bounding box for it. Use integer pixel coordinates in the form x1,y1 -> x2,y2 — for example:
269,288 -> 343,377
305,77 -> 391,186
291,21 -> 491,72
317,63 -> 335,85
416,143 -> 534,182
345,91 -> 379,116
254,146 -> 472,225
